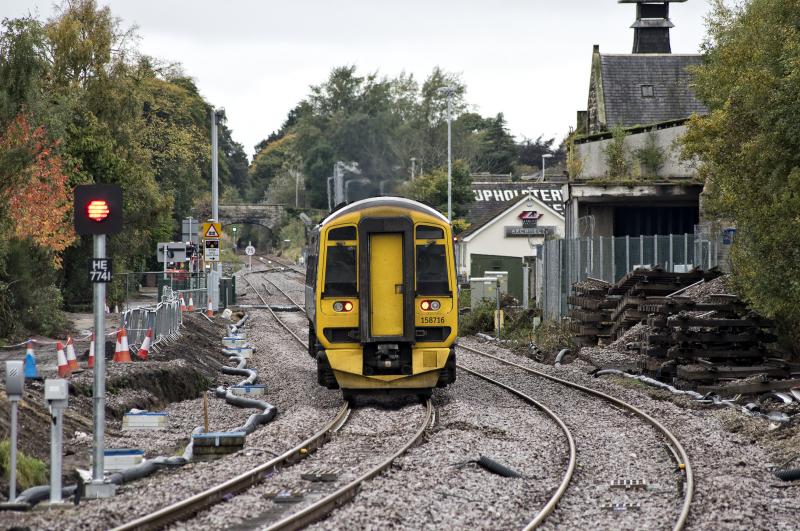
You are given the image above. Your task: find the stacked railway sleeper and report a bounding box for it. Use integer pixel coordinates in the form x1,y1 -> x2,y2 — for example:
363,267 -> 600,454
640,294 -> 794,386
568,267 -> 712,347
567,278 -> 613,346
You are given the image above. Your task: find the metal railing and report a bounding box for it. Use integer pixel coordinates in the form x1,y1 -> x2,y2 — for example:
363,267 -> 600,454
121,287 -> 185,350
119,271 -> 208,313
537,231 -> 729,320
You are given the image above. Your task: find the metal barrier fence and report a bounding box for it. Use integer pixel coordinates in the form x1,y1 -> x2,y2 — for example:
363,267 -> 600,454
538,231 -> 729,320
119,271 -> 208,313
121,287 -> 184,349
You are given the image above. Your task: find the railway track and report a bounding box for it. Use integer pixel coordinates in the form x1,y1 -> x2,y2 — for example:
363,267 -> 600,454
457,342 -> 694,531
240,268 -> 306,346
249,267 -> 577,529
264,399 -> 433,531
457,364 -> 577,529
113,406 -> 351,531
112,269 -> 337,530
233,269 -> 433,530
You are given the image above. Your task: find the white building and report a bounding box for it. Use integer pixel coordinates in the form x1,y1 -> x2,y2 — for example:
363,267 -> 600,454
457,193 -> 565,303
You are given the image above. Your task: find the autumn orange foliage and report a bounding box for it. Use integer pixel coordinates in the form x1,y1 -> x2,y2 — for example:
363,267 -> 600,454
0,114 -> 75,267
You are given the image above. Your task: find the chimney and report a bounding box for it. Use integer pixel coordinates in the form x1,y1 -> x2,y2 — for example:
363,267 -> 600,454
620,0 -> 687,54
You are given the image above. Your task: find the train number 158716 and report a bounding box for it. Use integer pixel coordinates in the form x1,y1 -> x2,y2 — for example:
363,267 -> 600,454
420,316 -> 445,324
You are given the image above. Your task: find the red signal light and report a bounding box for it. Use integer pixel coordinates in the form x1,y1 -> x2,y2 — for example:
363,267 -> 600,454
87,200 -> 110,222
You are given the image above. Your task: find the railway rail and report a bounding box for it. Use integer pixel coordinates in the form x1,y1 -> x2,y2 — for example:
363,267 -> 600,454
249,265 -> 576,529
457,364 -> 577,529
113,404 -> 351,531
113,268 -> 332,530
265,399 -> 433,531
457,343 -> 695,531
242,268 -> 434,530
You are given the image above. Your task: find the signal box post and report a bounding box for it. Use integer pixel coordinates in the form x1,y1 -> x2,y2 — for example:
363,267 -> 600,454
74,184 -> 122,499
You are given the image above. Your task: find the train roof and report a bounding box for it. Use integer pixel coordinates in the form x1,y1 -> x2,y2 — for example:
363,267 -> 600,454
319,197 -> 449,227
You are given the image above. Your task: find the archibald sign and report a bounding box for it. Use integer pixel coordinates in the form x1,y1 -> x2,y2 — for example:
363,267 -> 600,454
504,226 -> 555,237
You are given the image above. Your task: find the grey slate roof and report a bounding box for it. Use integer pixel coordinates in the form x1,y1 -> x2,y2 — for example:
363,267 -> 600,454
463,183 -> 566,237
600,53 -> 707,127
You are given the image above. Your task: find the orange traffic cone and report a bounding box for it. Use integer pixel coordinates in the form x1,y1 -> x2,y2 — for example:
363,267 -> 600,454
207,299 -> 214,318
66,336 -> 80,371
113,328 -> 132,363
56,341 -> 71,377
137,328 -> 152,361
180,295 -> 187,312
88,333 -> 95,369
188,295 -> 194,312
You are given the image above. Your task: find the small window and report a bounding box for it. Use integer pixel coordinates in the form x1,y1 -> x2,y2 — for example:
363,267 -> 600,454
324,244 -> 357,296
641,85 -> 654,98
416,243 -> 450,295
328,226 -> 356,241
416,225 -> 444,240
305,236 -> 318,286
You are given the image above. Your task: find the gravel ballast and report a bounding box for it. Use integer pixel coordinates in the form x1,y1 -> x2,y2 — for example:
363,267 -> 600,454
2,267 -> 341,530
458,337 -> 800,530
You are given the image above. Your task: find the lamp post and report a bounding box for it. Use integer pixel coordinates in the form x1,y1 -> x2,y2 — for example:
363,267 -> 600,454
437,86 -> 456,222
410,157 -> 416,180
231,226 -> 237,253
541,153 -> 554,182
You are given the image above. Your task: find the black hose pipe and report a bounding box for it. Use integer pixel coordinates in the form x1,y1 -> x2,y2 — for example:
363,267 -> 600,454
14,485 -> 77,505
775,468 -> 800,481
214,386 -> 277,435
476,456 -> 523,478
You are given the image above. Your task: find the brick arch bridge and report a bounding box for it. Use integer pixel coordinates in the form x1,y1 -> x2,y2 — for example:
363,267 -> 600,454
218,204 -> 286,230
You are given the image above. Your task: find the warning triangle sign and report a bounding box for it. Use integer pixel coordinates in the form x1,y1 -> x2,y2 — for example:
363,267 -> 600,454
205,224 -> 220,238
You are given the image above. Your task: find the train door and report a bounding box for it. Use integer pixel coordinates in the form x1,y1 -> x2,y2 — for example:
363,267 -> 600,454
358,217 -> 415,344
369,233 -> 404,337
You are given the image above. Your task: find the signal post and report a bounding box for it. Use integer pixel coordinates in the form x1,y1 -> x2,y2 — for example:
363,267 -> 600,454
74,184 -> 122,499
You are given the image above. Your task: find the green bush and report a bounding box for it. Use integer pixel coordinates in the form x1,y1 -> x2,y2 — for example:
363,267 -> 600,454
0,439 -> 47,491
459,300 -> 496,336
531,319 -> 575,354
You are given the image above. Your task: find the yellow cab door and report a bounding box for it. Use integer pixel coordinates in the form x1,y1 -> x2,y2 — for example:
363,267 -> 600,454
369,233 -> 404,337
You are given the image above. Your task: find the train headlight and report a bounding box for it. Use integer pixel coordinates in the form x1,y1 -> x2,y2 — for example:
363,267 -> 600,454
420,300 -> 441,312
344,301 -> 353,311
333,302 -> 344,312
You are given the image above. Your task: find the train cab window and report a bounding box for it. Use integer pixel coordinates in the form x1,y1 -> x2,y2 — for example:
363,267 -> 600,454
416,225 -> 444,240
324,244 -> 357,297
328,226 -> 357,241
416,243 -> 449,295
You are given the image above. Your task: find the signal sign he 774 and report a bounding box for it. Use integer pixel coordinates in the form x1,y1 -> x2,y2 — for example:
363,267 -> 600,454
88,258 -> 113,283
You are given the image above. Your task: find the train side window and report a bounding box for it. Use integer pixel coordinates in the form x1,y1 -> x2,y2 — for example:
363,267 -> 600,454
324,244 -> 358,297
416,225 -> 444,240
305,235 -> 318,285
416,243 -> 450,295
328,226 -> 356,241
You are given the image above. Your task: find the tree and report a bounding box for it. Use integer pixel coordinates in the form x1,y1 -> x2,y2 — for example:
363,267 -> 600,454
681,0 -> 800,346
399,160 -> 474,219
478,113 -> 517,174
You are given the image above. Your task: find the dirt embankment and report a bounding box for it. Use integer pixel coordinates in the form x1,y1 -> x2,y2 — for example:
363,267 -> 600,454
0,313 -> 228,495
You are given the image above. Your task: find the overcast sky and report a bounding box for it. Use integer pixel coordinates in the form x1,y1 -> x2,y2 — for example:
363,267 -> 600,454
3,0 -> 713,157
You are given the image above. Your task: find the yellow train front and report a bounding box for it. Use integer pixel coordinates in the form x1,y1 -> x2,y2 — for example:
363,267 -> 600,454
305,197 -> 458,397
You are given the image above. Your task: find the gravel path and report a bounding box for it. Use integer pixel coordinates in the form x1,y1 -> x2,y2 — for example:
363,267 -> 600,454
458,337 -> 800,530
